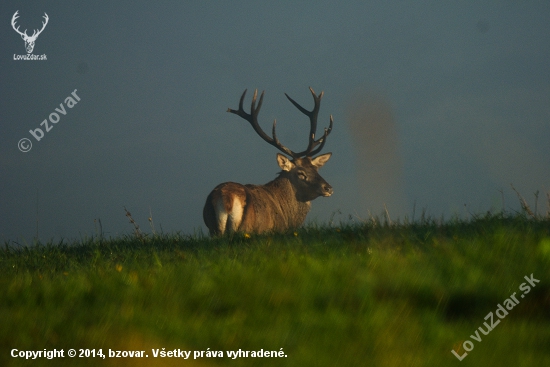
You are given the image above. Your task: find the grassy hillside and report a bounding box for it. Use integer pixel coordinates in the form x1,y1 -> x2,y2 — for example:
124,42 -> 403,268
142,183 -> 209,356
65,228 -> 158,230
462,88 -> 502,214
1,214 -> 549,366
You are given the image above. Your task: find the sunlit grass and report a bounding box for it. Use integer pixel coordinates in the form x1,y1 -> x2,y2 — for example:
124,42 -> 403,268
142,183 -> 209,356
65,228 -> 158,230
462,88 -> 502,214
1,213 -> 549,366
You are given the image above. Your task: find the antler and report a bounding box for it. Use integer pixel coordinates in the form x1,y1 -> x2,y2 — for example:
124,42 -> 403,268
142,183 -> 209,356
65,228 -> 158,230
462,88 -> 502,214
285,87 -> 333,157
31,13 -> 49,39
11,11 -> 49,40
227,88 -> 333,158
11,11 -> 26,38
227,89 -> 298,158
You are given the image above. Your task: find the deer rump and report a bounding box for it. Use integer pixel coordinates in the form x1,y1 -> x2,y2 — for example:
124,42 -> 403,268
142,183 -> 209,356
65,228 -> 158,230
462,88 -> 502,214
203,178 -> 310,236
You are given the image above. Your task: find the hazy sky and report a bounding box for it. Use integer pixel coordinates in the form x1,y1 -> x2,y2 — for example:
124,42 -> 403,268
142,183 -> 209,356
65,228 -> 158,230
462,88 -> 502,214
1,1 -> 549,243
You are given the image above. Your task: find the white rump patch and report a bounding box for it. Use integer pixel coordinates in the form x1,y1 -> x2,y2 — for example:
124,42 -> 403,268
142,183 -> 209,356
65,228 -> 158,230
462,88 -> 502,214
227,198 -> 244,232
215,199 -> 228,234
214,196 -> 244,234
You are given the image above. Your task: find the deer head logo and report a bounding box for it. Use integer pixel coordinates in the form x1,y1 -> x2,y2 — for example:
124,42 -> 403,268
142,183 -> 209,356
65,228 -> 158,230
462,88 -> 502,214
11,10 -> 49,54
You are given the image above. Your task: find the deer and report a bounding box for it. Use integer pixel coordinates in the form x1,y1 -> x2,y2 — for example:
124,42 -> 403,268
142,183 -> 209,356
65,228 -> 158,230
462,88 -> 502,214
203,87 -> 334,236
11,11 -> 49,54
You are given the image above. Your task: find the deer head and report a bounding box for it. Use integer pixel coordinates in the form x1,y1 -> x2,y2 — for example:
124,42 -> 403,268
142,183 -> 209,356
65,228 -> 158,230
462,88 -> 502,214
11,11 -> 49,54
227,87 -> 334,200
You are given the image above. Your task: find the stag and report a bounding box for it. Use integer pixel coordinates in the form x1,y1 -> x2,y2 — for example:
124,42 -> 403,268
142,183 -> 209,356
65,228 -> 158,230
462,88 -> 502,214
11,11 -> 49,54
203,87 -> 334,235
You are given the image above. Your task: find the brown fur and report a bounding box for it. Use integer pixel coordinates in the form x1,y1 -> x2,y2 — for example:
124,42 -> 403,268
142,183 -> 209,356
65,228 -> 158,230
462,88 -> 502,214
203,154 -> 332,235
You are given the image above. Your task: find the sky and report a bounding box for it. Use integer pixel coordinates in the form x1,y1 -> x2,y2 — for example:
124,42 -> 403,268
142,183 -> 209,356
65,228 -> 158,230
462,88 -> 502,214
1,1 -> 549,243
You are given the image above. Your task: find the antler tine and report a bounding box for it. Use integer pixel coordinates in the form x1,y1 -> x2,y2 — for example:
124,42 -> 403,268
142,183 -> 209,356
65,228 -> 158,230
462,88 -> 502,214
228,89 -> 298,158
286,87 -> 332,157
308,115 -> 333,156
236,88 -> 247,112
251,89 -> 264,117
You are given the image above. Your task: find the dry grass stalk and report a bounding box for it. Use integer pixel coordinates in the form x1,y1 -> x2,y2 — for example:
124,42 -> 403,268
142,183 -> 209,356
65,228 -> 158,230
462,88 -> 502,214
384,203 -> 392,226
510,184 -> 535,218
148,207 -> 157,235
124,206 -> 144,240
93,218 -> 103,243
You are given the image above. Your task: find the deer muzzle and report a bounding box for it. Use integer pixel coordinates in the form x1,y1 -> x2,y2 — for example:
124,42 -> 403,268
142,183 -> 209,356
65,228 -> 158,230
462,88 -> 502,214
321,183 -> 333,197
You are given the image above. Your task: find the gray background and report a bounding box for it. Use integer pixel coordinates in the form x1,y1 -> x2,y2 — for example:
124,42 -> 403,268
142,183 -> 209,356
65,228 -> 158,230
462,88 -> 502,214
1,1 -> 549,243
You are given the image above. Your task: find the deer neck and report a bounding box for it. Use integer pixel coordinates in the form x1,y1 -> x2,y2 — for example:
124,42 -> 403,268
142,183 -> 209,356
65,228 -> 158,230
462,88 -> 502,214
261,174 -> 310,229
266,173 -> 311,205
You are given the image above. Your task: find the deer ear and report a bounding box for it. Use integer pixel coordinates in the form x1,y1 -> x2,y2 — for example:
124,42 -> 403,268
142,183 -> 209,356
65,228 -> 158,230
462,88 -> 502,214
277,153 -> 294,171
311,152 -> 332,168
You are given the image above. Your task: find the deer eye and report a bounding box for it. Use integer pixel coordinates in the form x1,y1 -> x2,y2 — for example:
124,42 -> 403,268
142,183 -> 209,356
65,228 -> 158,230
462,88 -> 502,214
297,171 -> 307,180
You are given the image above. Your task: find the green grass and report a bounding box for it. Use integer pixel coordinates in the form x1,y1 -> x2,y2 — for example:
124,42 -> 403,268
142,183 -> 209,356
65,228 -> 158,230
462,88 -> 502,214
1,214 -> 550,366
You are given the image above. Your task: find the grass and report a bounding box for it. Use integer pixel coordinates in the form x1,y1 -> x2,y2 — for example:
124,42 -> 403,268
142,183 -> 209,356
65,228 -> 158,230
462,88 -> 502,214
1,212 -> 550,366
